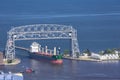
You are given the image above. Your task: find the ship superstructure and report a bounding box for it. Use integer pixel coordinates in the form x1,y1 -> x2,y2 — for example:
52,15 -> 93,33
29,42 -> 63,64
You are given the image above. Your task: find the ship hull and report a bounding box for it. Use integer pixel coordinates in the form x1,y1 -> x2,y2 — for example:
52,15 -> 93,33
29,52 -> 63,64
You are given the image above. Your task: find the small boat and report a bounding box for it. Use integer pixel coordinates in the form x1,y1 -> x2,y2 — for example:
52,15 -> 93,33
25,68 -> 35,73
20,67 -> 35,73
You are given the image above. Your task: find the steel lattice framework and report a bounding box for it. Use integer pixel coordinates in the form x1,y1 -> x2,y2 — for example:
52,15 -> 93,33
6,24 -> 80,60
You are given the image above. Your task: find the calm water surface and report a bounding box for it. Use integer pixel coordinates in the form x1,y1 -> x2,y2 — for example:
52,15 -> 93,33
1,53 -> 120,80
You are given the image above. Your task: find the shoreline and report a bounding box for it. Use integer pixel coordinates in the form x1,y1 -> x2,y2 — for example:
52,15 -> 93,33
63,56 -> 101,62
63,56 -> 120,62
3,58 -> 21,65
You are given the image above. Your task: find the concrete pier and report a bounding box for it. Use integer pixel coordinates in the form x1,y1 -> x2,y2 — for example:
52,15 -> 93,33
0,52 -> 20,65
3,58 -> 21,65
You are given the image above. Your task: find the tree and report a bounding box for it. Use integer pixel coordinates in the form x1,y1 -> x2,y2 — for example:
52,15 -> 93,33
99,51 -> 104,55
83,49 -> 91,56
63,50 -> 69,56
104,48 -> 115,54
76,52 -> 80,58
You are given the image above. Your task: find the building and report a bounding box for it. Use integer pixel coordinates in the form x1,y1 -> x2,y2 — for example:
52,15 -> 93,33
100,54 -> 119,60
91,52 -> 119,60
0,71 -> 23,80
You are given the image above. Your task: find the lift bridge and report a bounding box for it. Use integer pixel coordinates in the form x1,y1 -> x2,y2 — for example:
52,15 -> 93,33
5,24 -> 80,61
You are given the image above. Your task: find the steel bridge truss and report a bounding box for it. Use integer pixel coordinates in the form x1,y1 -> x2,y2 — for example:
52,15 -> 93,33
6,24 -> 80,60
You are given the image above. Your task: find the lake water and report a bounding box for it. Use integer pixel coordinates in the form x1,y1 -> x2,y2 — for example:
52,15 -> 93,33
0,0 -> 120,80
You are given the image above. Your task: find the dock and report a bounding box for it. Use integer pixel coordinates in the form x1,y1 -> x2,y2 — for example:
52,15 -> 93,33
15,46 -> 120,62
63,56 -> 102,62
3,58 -> 21,65
0,51 -> 21,65
0,52 -> 4,65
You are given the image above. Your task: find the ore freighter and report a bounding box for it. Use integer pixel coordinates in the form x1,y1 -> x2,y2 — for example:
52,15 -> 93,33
29,42 -> 63,64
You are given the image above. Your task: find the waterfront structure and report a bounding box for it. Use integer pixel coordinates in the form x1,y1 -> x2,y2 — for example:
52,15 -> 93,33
0,71 -> 23,80
5,24 -> 80,62
91,53 -> 119,60
100,54 -> 119,60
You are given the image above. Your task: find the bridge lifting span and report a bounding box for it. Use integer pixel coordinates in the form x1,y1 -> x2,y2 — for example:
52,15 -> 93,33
5,24 -> 80,61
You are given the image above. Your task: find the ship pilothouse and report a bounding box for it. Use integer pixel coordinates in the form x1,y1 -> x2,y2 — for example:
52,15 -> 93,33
30,42 -> 40,53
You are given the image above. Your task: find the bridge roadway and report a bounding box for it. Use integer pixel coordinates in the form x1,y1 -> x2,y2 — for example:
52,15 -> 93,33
15,46 -> 29,51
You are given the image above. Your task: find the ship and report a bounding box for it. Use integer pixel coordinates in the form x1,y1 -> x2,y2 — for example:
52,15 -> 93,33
0,71 -> 23,80
28,42 -> 63,64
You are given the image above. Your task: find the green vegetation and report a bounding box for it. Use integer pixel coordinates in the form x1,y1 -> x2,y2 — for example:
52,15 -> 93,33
104,49 -> 114,54
76,52 -> 80,58
63,50 -> 70,56
99,51 -> 104,55
83,49 -> 91,56
99,48 -> 119,55
118,53 -> 120,57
